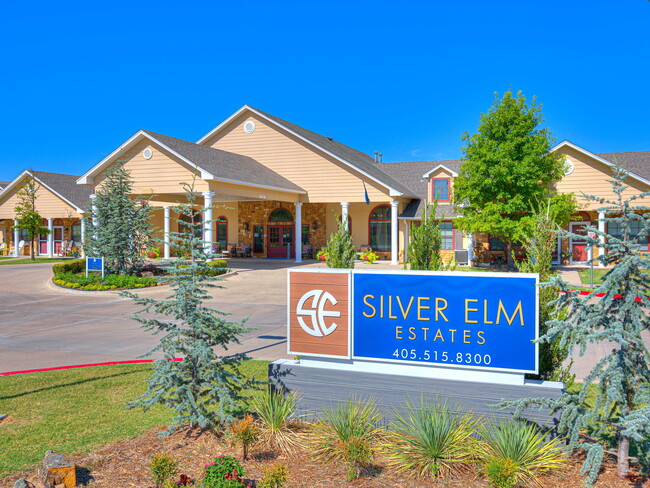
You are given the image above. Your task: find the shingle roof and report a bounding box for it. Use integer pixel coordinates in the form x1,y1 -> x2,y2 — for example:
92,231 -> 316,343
32,171 -> 93,210
0,181 -> 10,190
596,151 -> 650,181
248,106 -> 418,198
378,160 -> 463,219
143,130 -> 305,193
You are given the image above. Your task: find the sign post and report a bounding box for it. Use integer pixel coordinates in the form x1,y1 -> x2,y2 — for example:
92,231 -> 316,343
86,257 -> 104,278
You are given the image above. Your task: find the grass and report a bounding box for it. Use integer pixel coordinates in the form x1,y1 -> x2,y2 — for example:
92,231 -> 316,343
577,268 -> 608,285
0,360 -> 269,477
0,257 -> 66,265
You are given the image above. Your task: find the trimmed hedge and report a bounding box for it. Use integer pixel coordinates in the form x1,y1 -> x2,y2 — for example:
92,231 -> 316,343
52,259 -> 85,275
54,271 -> 157,291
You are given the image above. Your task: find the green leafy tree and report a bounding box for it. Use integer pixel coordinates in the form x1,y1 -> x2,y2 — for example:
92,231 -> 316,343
14,173 -> 49,261
406,199 -> 455,271
325,214 -> 355,268
507,166 -> 650,485
515,197 -> 577,383
86,163 -> 152,274
454,90 -> 566,268
125,183 -> 253,435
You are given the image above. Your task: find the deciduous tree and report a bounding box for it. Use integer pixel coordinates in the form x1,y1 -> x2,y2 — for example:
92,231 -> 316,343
14,173 -> 49,261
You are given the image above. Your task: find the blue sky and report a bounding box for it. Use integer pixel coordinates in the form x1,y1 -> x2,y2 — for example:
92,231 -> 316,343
0,1 -> 648,182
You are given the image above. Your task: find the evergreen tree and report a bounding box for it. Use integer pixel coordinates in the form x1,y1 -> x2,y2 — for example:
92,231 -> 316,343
507,166 -> 650,485
325,214 -> 356,268
86,163 -> 152,274
14,173 -> 49,261
406,199 -> 454,270
125,183 -> 253,435
453,90 -> 566,268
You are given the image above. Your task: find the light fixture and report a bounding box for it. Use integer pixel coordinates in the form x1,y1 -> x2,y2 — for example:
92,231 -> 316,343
243,222 -> 249,231
312,221 -> 318,231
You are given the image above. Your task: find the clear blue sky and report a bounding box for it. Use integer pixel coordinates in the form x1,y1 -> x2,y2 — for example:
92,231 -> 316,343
0,1 -> 648,182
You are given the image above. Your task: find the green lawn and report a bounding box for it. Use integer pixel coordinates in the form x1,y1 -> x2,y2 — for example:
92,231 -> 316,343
577,268 -> 609,285
0,258 -> 66,266
0,360 -> 269,477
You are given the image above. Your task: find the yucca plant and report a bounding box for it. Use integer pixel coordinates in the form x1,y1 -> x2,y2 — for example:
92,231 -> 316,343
312,398 -> 385,480
385,398 -> 481,479
249,387 -> 302,453
478,420 -> 565,487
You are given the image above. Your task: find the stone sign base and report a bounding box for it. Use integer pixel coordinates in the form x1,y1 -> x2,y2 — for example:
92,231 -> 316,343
269,359 -> 564,426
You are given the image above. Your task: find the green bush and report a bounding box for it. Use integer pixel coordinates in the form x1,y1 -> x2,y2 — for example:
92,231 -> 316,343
202,456 -> 249,488
208,259 -> 228,268
478,420 -> 564,487
484,456 -> 519,488
52,258 -> 85,275
258,462 -> 289,488
150,453 -> 178,488
53,271 -> 157,290
177,263 -> 228,276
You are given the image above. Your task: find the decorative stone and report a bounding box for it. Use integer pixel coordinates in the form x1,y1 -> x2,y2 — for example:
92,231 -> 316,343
13,479 -> 35,488
41,451 -> 76,488
141,271 -> 154,277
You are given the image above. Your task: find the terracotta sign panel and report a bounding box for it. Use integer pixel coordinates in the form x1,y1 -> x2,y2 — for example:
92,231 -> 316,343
288,270 -> 350,358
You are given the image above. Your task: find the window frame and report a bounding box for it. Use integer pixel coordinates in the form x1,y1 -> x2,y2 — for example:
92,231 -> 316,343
440,221 -> 453,250
368,204 -> 391,252
431,178 -> 450,202
608,220 -> 649,251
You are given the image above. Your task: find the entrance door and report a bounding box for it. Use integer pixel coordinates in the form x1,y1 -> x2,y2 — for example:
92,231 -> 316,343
39,234 -> 48,255
570,222 -> 589,263
267,225 -> 294,258
53,226 -> 64,255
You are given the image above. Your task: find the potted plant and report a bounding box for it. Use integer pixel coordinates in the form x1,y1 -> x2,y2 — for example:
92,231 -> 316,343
359,247 -> 378,264
316,249 -> 328,262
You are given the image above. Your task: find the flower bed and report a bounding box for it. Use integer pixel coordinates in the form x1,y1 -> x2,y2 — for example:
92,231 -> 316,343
53,271 -> 158,291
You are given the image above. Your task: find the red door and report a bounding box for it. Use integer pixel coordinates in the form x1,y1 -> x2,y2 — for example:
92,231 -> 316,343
267,225 -> 295,258
571,223 -> 589,262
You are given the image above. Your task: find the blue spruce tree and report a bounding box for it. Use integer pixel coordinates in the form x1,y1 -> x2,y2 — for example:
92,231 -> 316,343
125,183 -> 252,435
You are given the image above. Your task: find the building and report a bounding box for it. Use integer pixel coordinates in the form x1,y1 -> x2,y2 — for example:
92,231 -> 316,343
1,106 -> 649,264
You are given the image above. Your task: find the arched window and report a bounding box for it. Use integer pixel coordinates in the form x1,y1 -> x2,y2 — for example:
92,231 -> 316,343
268,208 -> 293,222
216,216 -> 227,248
369,205 -> 391,251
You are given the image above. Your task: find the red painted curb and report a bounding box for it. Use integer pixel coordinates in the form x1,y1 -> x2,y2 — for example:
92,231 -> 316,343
567,290 -> 644,302
0,358 -> 182,377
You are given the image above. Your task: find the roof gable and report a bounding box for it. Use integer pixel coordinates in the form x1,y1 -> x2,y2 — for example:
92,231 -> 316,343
0,170 -> 90,213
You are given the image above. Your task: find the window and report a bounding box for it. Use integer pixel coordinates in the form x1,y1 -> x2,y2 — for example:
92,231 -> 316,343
432,178 -> 450,202
302,224 -> 309,245
369,205 -> 391,251
71,221 -> 82,245
269,208 -> 293,222
609,221 -> 648,250
441,222 -> 453,250
216,216 -> 227,248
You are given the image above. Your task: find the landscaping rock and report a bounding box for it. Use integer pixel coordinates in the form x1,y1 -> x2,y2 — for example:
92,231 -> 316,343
41,451 -> 76,488
13,479 -> 35,488
141,271 -> 155,278
33,483 -> 53,488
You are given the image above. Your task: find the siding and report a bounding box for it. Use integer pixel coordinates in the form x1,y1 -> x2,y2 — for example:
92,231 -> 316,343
203,114 -> 394,203
0,182 -> 81,219
94,140 -> 208,195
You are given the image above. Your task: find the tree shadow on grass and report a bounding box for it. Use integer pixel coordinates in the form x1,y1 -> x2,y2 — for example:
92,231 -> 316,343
0,368 -> 147,401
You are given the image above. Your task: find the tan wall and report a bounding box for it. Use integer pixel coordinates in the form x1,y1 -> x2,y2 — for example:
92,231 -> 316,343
203,114 -> 395,203
426,167 -> 455,203
0,181 -> 82,219
94,140 -> 209,196
556,148 -> 650,209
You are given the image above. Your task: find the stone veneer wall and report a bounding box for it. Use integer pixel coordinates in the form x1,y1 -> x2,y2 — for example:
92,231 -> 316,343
237,201 -> 327,257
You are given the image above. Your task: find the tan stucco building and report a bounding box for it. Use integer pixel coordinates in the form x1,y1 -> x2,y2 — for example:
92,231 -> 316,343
1,106 -> 649,265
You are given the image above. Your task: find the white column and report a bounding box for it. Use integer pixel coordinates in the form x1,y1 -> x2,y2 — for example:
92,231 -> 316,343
47,218 -> 54,257
390,200 -> 399,265
598,211 -> 606,267
90,194 -> 98,241
340,202 -> 349,229
80,218 -> 86,257
468,233 -> 474,265
13,219 -> 19,257
163,206 -> 171,259
203,191 -> 214,255
295,202 -> 303,263
404,220 -> 410,264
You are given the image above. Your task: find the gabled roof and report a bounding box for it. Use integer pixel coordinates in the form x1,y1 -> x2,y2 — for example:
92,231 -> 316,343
197,105 -> 418,198
552,141 -> 650,187
0,170 -> 92,213
78,130 -> 306,194
422,163 -> 459,178
0,181 -> 10,190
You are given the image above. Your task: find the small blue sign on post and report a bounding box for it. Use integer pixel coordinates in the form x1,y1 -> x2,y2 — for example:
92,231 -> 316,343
86,257 -> 104,278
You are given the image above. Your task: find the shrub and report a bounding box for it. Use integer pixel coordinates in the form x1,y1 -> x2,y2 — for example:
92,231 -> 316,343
150,453 -> 178,488
52,258 -> 85,275
478,420 -> 564,487
312,398 -> 384,480
359,248 -> 378,264
177,264 -> 228,277
202,456 -> 251,488
484,456 -> 519,488
53,271 -> 157,290
386,398 -> 480,479
208,259 -> 228,268
250,387 -> 301,453
258,462 -> 289,488
147,247 -> 161,259
228,414 -> 259,460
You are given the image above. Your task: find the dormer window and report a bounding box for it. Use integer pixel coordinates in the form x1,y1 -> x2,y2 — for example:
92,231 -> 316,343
432,178 -> 450,202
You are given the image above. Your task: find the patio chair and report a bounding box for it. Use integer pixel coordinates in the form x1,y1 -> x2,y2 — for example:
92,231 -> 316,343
228,243 -> 237,257
236,244 -> 252,258
57,240 -> 69,257
301,244 -> 312,259
18,240 -> 25,256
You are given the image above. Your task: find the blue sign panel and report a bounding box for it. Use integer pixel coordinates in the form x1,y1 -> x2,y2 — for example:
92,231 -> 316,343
353,272 -> 538,373
87,257 -> 103,272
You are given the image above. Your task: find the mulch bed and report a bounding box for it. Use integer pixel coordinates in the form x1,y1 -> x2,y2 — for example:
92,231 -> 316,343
2,427 -> 647,488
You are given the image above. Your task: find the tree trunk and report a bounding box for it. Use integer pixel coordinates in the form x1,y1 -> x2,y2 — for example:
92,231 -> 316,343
30,236 -> 35,261
505,241 -> 514,270
617,434 -> 630,479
